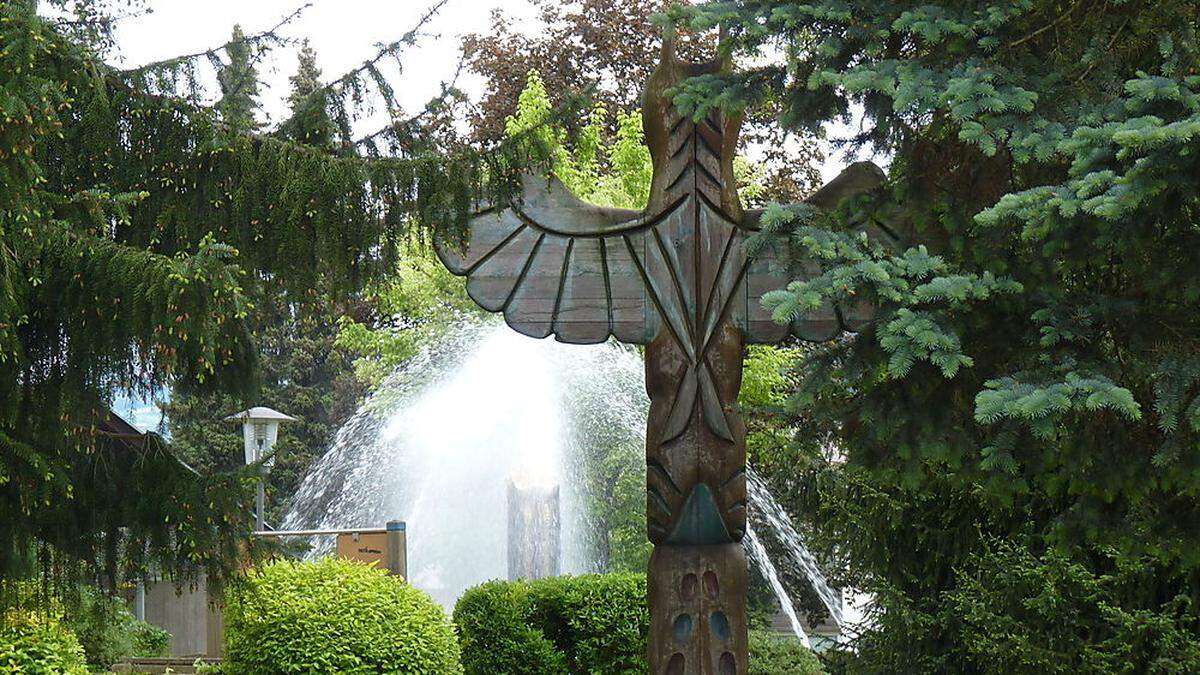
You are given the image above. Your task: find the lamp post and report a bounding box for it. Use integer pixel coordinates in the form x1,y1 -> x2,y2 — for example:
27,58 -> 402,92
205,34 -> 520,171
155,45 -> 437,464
226,406 -> 297,532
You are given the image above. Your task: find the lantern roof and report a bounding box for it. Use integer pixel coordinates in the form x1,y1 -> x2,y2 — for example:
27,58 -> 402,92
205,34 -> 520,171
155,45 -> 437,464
224,406 -> 298,423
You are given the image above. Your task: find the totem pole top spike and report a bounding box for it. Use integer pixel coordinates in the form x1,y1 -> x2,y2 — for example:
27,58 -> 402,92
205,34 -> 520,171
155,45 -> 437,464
643,28 -> 744,219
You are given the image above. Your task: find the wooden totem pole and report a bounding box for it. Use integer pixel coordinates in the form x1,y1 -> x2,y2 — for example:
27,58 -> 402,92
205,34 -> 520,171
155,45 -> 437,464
437,34 -> 888,675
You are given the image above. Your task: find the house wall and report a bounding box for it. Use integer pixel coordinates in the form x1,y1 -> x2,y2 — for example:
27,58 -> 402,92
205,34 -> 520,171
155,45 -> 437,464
143,575 -> 223,658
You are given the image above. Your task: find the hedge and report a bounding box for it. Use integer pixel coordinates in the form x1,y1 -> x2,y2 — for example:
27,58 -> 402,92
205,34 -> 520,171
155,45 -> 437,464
452,580 -> 564,675
524,574 -> 649,673
748,630 -> 825,675
0,610 -> 88,675
455,574 -> 824,675
455,573 -> 646,675
456,571 -> 648,672
224,558 -> 462,674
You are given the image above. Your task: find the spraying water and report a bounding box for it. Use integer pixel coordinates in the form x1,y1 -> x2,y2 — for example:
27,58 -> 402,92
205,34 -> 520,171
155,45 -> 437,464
281,321 -> 647,608
283,320 -> 847,635
745,523 -> 812,648
747,468 -> 844,627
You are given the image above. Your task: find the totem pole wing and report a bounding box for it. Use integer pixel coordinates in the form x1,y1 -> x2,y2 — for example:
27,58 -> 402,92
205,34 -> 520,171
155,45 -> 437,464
435,174 -> 664,345
736,161 -> 898,343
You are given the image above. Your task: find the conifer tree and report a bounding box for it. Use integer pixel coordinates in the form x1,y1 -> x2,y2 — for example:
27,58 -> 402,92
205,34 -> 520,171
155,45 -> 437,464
166,40 -> 366,525
285,40 -> 335,149
216,25 -> 262,132
0,0 -> 536,596
676,1 -> 1200,670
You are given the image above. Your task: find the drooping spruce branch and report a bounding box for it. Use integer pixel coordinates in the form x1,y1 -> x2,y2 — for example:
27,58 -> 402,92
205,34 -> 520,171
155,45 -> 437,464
273,0 -> 451,146
0,0 -> 581,598
116,2 -> 311,77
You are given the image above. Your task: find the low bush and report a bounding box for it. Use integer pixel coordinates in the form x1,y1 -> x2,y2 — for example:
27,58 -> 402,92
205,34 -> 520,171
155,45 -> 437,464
224,558 -> 462,674
0,610 -> 89,675
525,574 -> 648,674
456,574 -> 827,675
129,620 -> 170,658
455,574 -> 647,675
748,630 -> 824,675
453,581 -> 563,675
62,585 -> 170,668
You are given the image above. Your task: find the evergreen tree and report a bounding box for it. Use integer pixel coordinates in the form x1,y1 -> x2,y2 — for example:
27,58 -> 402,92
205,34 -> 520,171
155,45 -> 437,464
677,1 -> 1200,670
0,1 -> 534,596
216,25 -> 262,132
284,40 -> 335,149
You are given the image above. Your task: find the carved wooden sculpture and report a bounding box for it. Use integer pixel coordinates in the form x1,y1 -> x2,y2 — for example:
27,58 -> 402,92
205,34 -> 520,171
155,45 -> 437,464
437,35 -> 892,675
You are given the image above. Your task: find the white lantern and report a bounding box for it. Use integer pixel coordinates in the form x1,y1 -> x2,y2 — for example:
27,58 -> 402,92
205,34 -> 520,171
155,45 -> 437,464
225,406 -> 297,471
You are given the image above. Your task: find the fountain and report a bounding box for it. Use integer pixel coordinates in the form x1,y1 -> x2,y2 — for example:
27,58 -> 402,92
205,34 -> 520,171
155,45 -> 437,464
281,320 -> 646,608
746,468 -> 846,647
283,320 -> 853,640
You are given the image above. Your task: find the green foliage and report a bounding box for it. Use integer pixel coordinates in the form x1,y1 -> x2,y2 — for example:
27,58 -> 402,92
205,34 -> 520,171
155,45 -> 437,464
284,40 -> 335,150
524,574 -> 649,674
677,0 -> 1200,669
335,246 -> 480,386
0,610 -> 88,675
224,558 -> 462,674
128,620 -> 169,659
61,585 -> 167,668
454,574 -> 648,675
216,25 -> 262,132
748,630 -> 824,675
456,576 -> 824,675
942,542 -> 1200,674
452,581 -> 564,675
1,0 -> 550,594
739,344 -> 800,458
505,70 -> 652,210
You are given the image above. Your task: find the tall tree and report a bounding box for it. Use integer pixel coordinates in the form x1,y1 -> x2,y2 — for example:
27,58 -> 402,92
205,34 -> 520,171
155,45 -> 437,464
678,0 -> 1200,670
164,37 -> 365,526
461,0 -> 823,201
0,0 -> 534,596
216,25 -> 262,132
284,39 -> 335,149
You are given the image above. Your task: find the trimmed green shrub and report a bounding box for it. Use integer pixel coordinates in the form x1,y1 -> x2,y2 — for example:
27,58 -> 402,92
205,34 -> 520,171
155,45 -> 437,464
453,581 -> 563,675
224,558 -> 462,674
457,575 -> 827,675
0,610 -> 89,675
525,574 -> 647,674
455,574 -> 647,675
749,630 -> 824,675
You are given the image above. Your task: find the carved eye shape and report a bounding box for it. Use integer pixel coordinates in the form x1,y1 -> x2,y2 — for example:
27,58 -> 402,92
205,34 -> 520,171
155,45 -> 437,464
703,570 -> 719,599
680,573 -> 698,600
673,614 -> 693,642
710,610 -> 731,641
719,651 -> 737,675
667,653 -> 685,675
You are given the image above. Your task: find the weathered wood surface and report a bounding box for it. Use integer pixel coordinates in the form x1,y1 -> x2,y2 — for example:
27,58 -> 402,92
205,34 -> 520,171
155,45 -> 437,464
435,169 -> 885,349
435,32 -> 896,675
